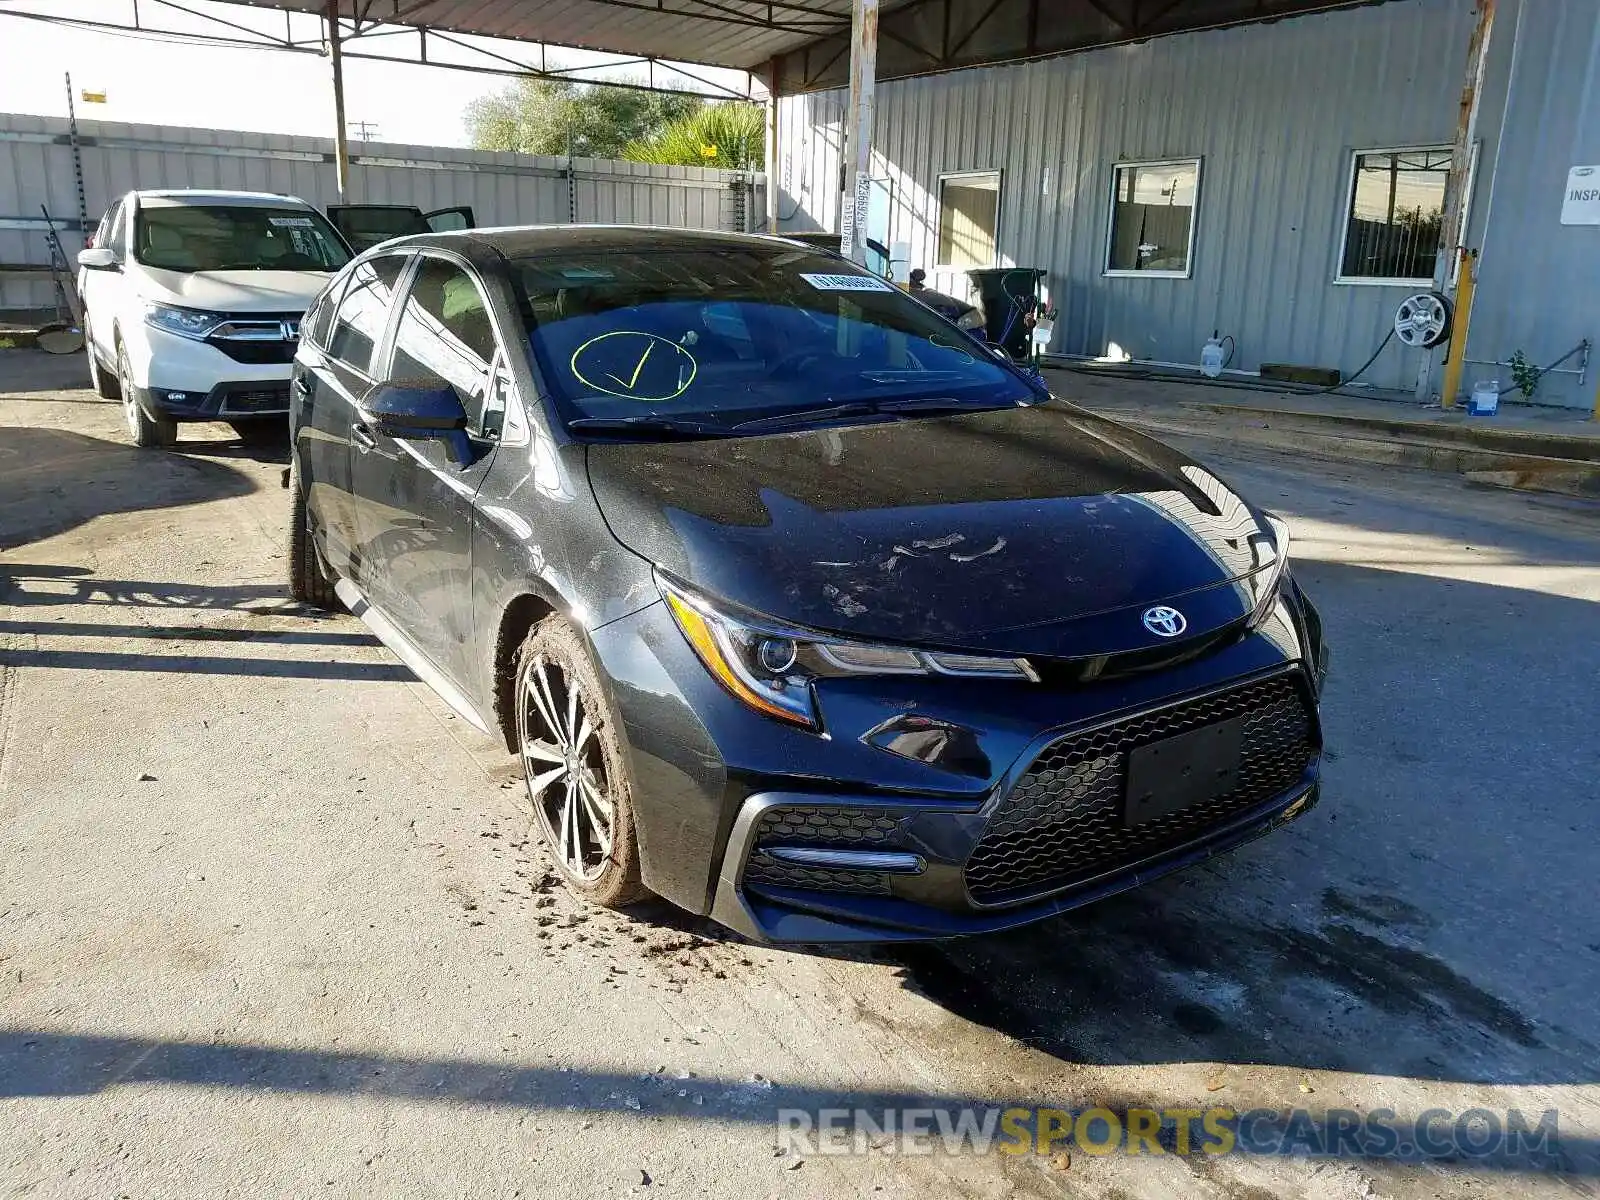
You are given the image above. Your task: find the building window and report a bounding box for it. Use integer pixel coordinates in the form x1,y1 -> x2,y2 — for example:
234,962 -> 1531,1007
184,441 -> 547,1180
1338,147 -> 1451,284
936,172 -> 1000,269
1105,160 -> 1200,277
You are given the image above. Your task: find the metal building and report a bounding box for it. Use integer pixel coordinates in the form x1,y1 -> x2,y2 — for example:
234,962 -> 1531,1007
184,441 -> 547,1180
772,0 -> 1600,409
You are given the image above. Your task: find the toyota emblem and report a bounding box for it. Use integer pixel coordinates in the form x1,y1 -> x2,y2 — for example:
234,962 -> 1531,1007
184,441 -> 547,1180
1142,605 -> 1187,638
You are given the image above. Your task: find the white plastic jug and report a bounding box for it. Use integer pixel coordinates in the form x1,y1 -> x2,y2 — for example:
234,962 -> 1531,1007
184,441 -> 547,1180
1468,380 -> 1500,417
1200,335 -> 1224,379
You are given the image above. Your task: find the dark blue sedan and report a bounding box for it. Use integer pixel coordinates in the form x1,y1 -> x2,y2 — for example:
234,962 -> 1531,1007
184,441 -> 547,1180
285,227 -> 1327,944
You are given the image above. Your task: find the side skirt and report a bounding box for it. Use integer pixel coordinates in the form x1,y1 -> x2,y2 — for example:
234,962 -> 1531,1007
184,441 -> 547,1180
333,577 -> 495,736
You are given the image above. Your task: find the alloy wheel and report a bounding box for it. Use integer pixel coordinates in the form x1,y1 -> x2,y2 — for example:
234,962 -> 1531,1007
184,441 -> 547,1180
117,345 -> 139,438
521,655 -> 615,881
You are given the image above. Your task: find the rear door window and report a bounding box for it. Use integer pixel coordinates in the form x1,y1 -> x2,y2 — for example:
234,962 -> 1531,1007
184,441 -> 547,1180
328,256 -> 409,375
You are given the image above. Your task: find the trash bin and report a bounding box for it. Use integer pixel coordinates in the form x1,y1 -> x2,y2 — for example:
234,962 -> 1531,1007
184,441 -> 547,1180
966,268 -> 1044,362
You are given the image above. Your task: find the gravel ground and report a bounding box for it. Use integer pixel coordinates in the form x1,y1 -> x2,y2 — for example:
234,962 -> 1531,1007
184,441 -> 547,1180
2,349 -> 1598,1199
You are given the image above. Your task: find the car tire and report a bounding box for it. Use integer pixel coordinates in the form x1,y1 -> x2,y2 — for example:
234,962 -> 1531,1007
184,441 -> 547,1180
286,457 -> 340,611
85,321 -> 120,400
116,338 -> 176,448
514,616 -> 648,909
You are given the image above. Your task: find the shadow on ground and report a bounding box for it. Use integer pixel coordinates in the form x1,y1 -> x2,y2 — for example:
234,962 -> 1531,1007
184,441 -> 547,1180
0,427 -> 257,550
0,1029 -> 1583,1175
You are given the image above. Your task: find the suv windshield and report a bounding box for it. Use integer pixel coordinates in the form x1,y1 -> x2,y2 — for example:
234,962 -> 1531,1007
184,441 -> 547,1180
134,204 -> 352,273
514,246 -> 1037,434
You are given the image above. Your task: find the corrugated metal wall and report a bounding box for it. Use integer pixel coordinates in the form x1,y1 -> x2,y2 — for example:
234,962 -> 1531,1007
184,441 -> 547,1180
0,113 -> 765,311
776,0 -> 1501,397
1465,0 -> 1600,410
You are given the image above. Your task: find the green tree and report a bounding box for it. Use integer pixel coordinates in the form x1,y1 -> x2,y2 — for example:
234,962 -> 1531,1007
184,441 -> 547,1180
622,103 -> 765,170
464,78 -> 703,160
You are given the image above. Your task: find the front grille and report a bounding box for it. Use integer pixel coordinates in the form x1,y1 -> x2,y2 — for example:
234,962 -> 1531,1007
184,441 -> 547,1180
742,853 -> 892,896
963,673 -> 1315,905
209,338 -> 296,365
219,387 -> 290,414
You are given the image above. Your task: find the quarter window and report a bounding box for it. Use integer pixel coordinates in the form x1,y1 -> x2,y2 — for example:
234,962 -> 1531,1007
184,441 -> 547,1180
106,201 -> 127,255
936,172 -> 1001,270
328,256 -> 407,374
390,258 -> 503,438
1338,147 -> 1451,283
1106,160 -> 1201,276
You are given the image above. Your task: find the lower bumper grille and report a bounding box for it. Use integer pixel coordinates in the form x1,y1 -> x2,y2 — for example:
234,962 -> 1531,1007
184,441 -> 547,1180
741,853 -> 892,896
963,672 -> 1316,905
741,804 -> 905,896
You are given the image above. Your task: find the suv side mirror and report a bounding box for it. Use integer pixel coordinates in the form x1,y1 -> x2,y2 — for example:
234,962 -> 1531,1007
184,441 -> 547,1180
77,247 -> 120,271
361,379 -> 474,466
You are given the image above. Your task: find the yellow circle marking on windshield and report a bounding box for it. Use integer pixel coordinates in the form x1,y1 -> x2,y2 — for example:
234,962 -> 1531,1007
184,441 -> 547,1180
926,334 -> 975,364
571,331 -> 699,401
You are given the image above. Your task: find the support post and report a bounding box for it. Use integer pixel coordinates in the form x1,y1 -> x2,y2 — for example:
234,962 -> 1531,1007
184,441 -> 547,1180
1421,0 -> 1495,402
1438,248 -> 1477,409
840,0 -> 878,265
327,0 -> 351,203
764,57 -> 780,234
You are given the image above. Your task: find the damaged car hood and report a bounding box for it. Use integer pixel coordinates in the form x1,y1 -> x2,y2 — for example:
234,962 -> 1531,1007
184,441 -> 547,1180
584,402 -> 1282,657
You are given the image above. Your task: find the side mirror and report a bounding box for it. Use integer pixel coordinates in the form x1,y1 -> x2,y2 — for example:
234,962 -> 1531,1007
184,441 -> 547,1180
77,247 -> 119,271
360,379 -> 474,466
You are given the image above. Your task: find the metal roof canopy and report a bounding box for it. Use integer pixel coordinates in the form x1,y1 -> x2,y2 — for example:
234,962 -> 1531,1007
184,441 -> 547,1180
2,0 -> 1407,95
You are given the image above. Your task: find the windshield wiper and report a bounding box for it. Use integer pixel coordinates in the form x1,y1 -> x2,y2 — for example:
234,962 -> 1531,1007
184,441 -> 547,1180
730,402 -> 877,432
872,395 -> 1009,413
567,415 -> 727,439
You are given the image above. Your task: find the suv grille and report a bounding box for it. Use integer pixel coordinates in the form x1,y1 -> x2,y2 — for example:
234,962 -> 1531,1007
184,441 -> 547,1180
963,673 -> 1315,905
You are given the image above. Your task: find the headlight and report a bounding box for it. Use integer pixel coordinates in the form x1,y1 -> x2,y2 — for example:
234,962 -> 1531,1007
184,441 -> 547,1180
956,308 -> 986,331
658,575 -> 1037,730
143,302 -> 228,340
1249,514 -> 1292,627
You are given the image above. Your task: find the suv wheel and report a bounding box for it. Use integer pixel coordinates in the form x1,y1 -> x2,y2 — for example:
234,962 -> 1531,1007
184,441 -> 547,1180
286,457 -> 340,611
85,321 -> 120,400
116,338 -> 176,448
515,617 -> 648,908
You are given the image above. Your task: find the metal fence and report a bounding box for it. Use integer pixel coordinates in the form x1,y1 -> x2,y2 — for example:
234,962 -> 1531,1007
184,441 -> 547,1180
0,112 -> 766,312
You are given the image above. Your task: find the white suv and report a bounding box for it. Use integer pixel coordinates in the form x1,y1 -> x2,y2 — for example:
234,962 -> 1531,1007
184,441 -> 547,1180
77,189 -> 353,447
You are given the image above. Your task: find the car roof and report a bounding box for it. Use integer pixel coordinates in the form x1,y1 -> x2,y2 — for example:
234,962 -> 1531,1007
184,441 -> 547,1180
381,225 -> 823,260
132,189 -> 314,209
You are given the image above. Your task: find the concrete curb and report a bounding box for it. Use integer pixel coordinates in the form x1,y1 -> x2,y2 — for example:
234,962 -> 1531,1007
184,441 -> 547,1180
1162,398 -> 1600,463
1107,409 -> 1600,501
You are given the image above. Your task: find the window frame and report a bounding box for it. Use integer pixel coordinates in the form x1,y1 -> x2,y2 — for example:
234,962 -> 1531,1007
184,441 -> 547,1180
326,251 -> 413,380
379,248 -> 521,446
934,169 -> 1003,272
1103,157 -> 1203,280
1333,143 -> 1460,288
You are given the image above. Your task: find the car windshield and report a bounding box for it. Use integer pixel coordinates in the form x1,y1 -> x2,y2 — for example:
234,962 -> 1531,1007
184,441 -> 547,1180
513,246 -> 1038,435
134,204 -> 352,273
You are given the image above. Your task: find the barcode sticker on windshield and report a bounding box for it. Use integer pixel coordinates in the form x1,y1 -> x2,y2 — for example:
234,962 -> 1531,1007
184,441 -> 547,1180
268,216 -> 315,228
799,272 -> 895,293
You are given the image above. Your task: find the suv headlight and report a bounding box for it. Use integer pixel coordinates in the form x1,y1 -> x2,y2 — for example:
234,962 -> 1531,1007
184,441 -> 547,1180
956,308 -> 985,331
143,302 -> 228,340
658,574 -> 1037,730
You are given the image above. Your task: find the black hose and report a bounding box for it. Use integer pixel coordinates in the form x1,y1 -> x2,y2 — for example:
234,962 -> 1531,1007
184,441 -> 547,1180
1305,327 -> 1396,394
1219,334 -> 1236,370
1495,340 -> 1590,399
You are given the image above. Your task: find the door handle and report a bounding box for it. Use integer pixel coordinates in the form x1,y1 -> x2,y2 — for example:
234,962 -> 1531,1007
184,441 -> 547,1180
294,375 -> 313,398
351,422 -> 376,450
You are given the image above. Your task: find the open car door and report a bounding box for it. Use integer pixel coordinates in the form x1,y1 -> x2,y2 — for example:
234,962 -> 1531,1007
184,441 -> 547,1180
424,206 -> 475,234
